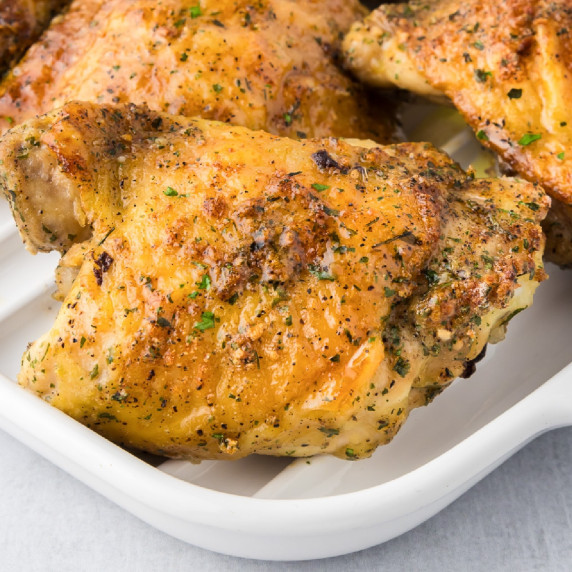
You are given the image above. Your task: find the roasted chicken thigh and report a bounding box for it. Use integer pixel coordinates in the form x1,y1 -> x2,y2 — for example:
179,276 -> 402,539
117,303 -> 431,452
0,0 -> 68,75
0,0 -> 393,141
343,0 -> 572,263
1,102 -> 547,460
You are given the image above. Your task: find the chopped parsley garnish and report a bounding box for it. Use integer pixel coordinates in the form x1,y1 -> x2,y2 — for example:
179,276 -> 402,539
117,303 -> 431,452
323,205 -> 339,217
285,315 -> 293,326
311,183 -> 330,192
90,364 -> 99,379
194,311 -> 216,331
393,357 -> 410,377
474,69 -> 492,82
308,265 -> 336,281
557,152 -> 565,160
476,130 -> 489,141
319,427 -> 340,437
384,286 -> 395,297
424,269 -> 439,285
156,317 -> 172,328
481,254 -> 494,268
189,5 -> 202,18
197,274 -> 211,290
213,83 -> 223,93
164,186 -> 178,196
518,133 -> 542,146
502,307 -> 526,325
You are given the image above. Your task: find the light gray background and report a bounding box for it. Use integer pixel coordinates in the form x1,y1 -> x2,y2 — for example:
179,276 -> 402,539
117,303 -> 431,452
1,425 -> 571,571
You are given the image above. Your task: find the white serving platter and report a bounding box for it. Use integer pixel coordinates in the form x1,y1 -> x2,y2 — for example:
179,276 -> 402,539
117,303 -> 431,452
0,106 -> 571,561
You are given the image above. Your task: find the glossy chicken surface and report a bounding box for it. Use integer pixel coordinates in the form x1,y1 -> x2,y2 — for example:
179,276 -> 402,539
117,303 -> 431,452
343,0 -> 572,262
0,0 -> 67,75
0,0 -> 393,142
1,102 -> 548,461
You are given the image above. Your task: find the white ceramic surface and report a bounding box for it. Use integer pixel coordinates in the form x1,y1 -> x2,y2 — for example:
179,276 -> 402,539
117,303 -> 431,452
1,107 -> 571,560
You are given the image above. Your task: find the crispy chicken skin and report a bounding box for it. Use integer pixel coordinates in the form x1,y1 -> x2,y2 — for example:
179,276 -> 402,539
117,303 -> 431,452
0,0 -> 393,142
1,102 -> 547,461
0,0 -> 68,75
343,0 -> 572,263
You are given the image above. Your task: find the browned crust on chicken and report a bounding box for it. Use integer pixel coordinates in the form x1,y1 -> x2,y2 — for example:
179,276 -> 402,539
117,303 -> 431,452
0,102 -> 548,461
0,0 -> 68,75
0,0 -> 394,141
344,0 -> 572,262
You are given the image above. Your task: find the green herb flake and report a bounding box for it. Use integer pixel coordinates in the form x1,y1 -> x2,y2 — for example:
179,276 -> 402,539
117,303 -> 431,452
393,357 -> 410,377
518,133 -> 542,146
319,427 -> 340,437
194,311 -> 216,331
156,316 -> 172,328
323,205 -> 339,217
308,265 -> 336,281
424,269 -> 439,285
481,254 -> 494,269
502,307 -> 526,325
90,364 -> 99,379
384,286 -> 395,297
507,88 -> 522,99
80,336 -> 87,348
476,129 -> 489,141
212,83 -> 223,93
474,68 -> 492,82
197,274 -> 211,290
189,4 -> 202,18
311,183 -> 330,192
345,448 -> 356,458
285,315 -> 293,326
557,152 -> 565,160
164,186 -> 178,197
330,354 -> 341,363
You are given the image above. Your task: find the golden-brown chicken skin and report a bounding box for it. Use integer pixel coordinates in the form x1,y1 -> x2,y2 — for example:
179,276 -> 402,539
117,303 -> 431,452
0,0 -> 394,142
1,102 -> 548,461
343,0 -> 572,263
0,0 -> 68,75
